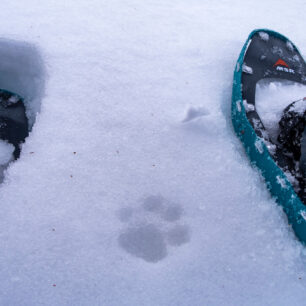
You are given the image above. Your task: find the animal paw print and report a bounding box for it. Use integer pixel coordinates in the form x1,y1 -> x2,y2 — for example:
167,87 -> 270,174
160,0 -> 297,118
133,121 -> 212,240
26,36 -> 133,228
117,195 -> 190,263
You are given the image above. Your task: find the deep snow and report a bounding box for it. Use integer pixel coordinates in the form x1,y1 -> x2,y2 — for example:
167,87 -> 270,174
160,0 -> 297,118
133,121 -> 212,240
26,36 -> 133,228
0,0 -> 305,305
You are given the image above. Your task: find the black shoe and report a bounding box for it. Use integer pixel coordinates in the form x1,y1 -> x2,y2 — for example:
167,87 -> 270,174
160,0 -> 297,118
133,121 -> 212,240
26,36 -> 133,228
0,89 -> 28,159
278,98 -> 306,202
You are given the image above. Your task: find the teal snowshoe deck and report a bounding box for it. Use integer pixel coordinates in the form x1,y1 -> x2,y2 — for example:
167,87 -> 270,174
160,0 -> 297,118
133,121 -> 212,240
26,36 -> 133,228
232,29 -> 306,243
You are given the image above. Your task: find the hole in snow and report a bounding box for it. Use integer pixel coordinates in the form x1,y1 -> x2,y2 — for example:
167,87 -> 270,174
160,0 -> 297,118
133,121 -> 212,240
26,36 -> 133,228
0,39 -> 45,127
0,38 -> 45,182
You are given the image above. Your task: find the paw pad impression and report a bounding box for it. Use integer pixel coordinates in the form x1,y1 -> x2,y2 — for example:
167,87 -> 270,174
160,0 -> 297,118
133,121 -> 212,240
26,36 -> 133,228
118,195 -> 190,263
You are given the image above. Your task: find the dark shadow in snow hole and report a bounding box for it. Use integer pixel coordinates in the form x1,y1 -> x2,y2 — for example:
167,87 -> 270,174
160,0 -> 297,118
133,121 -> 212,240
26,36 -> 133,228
0,39 -> 45,182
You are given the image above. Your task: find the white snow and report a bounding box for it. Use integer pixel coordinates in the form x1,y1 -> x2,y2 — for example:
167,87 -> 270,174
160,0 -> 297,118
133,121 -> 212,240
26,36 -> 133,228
255,138 -> 264,154
0,1 -> 305,305
182,105 -> 209,122
0,140 -> 14,165
264,140 -> 277,155
236,100 -> 241,112
300,210 -> 306,221
259,32 -> 270,41
292,98 -> 306,114
242,63 -> 253,74
286,41 -> 294,52
256,79 -> 306,142
236,62 -> 240,72
243,99 -> 255,112
276,175 -> 289,189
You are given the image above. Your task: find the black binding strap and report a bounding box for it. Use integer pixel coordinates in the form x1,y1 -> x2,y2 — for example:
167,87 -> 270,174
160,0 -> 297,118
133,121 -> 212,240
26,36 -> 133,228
301,126 -> 306,177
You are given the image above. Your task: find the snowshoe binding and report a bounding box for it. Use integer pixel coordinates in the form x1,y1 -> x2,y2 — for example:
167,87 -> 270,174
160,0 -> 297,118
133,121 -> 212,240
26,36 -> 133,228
232,29 -> 306,243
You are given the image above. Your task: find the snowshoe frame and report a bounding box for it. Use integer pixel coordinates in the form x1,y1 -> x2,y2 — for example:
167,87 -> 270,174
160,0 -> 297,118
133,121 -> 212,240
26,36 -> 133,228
232,29 -> 306,243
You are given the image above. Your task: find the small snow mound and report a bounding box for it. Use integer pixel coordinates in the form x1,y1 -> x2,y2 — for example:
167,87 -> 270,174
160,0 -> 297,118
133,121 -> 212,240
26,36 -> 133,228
276,175 -> 288,189
293,54 -> 300,62
286,41 -> 294,52
243,100 -> 255,112
259,32 -> 269,41
8,95 -> 19,104
0,140 -> 14,165
242,63 -> 253,74
300,210 -> 306,221
236,62 -> 240,72
264,140 -> 276,155
284,170 -> 298,186
182,105 -> 209,123
255,139 -> 264,154
291,98 -> 306,114
236,100 -> 241,112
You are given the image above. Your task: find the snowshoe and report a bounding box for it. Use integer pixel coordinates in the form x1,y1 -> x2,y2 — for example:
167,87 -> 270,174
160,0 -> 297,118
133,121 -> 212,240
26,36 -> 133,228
231,29 -> 306,243
0,89 -> 28,160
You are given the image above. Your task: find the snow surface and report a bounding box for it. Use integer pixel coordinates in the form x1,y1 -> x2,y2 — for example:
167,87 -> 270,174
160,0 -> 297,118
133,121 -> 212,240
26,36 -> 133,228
0,0 -> 306,305
292,97 -> 306,114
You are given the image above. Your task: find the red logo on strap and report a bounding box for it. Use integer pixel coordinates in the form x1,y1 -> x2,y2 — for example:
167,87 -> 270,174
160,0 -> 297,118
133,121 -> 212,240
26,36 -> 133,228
273,59 -> 289,68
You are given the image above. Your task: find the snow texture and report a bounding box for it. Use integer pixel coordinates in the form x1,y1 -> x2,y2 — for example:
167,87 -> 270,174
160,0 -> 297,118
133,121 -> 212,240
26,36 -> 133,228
292,98 -> 306,114
0,1 -> 306,306
255,139 -> 264,154
182,105 -> 209,122
259,31 -> 269,41
256,79 -> 306,142
118,195 -> 190,262
243,99 -> 255,112
242,63 -> 253,74
0,140 -> 14,165
286,41 -> 294,52
276,175 -> 288,189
